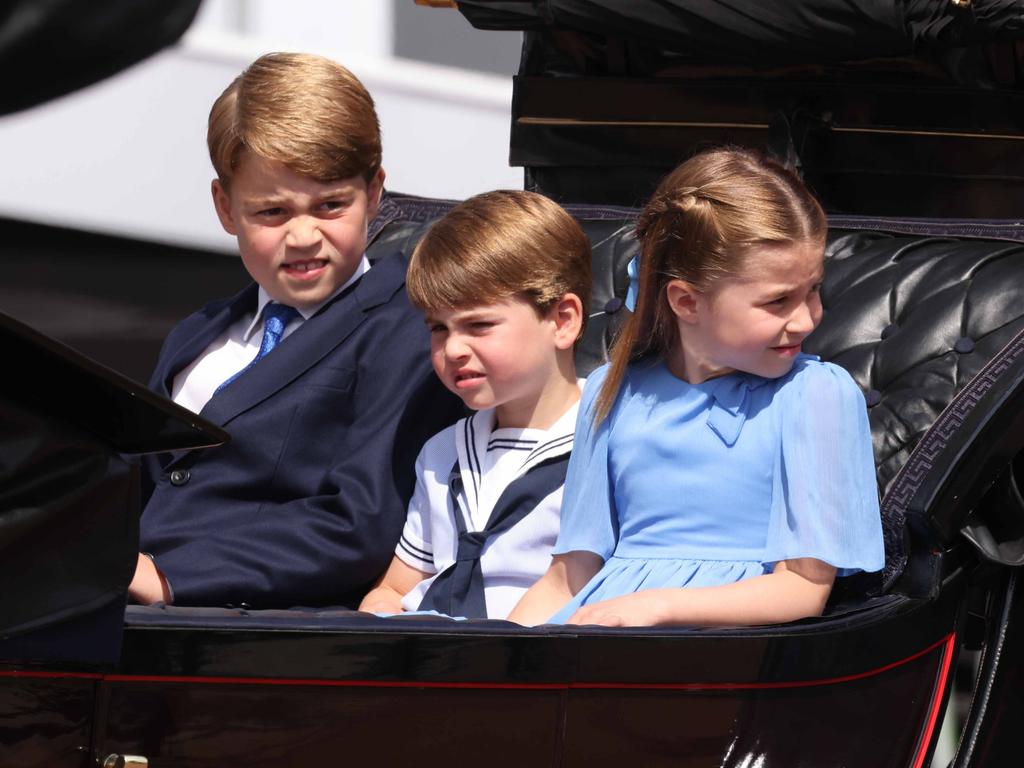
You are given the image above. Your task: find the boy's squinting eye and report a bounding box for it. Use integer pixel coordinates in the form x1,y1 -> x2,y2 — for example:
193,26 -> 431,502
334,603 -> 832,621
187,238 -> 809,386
319,199 -> 349,213
426,321 -> 447,334
256,207 -> 286,218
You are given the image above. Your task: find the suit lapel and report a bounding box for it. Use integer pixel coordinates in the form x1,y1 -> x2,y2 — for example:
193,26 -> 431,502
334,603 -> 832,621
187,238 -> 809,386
199,251 -> 408,429
153,284 -> 258,397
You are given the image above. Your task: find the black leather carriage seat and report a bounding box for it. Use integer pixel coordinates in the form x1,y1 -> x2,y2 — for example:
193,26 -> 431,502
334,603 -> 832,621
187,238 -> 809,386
368,193 -> 1024,599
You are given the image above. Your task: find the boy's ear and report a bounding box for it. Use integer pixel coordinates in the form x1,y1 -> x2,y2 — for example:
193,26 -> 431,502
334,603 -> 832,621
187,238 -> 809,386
366,168 -> 386,220
665,279 -> 701,324
211,179 -> 238,236
550,292 -> 584,350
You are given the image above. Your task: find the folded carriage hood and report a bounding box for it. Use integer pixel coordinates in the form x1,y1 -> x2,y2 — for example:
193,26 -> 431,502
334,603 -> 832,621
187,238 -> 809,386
458,0 -> 1024,63
0,0 -> 201,115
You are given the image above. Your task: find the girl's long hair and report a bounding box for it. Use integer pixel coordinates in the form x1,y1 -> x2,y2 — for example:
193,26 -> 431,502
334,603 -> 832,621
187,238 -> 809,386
594,147 -> 827,423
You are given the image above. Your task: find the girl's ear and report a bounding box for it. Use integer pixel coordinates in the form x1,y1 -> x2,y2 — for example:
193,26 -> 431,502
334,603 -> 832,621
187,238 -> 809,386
211,179 -> 237,236
665,279 -> 701,324
550,292 -> 585,350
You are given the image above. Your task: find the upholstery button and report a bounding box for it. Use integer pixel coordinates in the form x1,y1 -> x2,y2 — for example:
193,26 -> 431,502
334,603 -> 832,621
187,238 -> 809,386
604,297 -> 624,314
169,469 -> 190,486
954,337 -> 975,354
880,324 -> 898,340
864,389 -> 882,407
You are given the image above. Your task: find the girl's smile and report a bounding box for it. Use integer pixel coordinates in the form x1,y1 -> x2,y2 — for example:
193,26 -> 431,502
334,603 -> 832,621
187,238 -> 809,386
771,342 -> 803,357
668,239 -> 825,383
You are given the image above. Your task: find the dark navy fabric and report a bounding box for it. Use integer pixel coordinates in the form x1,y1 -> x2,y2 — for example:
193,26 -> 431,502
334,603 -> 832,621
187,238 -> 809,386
139,251 -> 464,609
418,456 -> 570,618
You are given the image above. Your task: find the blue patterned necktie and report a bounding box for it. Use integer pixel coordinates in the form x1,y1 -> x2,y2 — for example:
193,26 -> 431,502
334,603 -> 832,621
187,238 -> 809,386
216,302 -> 300,394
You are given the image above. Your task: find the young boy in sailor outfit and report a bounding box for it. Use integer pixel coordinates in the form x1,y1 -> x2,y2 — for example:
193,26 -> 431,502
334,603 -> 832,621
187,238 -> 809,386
359,190 -> 592,620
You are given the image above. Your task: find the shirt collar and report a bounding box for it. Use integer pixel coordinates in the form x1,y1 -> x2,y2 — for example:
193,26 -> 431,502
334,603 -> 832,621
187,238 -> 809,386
243,255 -> 371,341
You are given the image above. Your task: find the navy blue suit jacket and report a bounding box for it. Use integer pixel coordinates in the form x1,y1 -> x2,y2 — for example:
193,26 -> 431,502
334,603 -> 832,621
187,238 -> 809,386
139,252 -> 463,608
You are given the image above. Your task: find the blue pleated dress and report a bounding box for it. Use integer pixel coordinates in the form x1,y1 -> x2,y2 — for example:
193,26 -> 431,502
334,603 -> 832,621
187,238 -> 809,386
547,354 -> 885,624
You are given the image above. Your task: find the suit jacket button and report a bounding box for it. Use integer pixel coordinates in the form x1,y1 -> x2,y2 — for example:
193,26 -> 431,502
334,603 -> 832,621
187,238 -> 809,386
169,469 -> 190,486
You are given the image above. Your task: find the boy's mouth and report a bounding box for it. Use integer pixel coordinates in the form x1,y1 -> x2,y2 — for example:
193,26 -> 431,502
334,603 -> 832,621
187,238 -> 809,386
454,370 -> 485,389
282,258 -> 328,275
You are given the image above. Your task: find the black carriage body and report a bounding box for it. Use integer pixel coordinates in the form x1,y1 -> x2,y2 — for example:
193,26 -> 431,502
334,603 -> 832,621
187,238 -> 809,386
4,2 -> 1024,767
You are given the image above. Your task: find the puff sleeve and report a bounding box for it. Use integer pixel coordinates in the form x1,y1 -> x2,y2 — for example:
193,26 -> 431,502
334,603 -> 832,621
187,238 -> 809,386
763,361 -> 885,577
552,366 -> 619,560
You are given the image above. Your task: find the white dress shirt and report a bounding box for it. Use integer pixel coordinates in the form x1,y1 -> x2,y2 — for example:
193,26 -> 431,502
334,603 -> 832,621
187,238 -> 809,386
171,256 -> 370,414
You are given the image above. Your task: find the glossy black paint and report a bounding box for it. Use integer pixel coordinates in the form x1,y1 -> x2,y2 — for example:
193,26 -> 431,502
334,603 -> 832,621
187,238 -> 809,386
0,566 -> 967,766
0,676 -> 95,767
953,569 -> 1024,767
109,580 -> 959,686
0,570 -> 934,766
98,684 -> 563,767
0,312 -> 228,669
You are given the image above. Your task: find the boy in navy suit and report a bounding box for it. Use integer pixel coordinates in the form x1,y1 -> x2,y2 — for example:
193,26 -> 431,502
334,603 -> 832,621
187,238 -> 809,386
129,52 -> 462,608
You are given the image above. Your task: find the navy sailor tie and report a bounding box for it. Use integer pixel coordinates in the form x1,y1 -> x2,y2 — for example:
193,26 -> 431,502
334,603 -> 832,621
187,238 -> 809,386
418,455 -> 570,619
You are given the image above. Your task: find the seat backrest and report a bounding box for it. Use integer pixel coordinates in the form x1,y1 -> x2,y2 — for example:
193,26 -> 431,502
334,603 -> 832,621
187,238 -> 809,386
369,193 -> 1024,594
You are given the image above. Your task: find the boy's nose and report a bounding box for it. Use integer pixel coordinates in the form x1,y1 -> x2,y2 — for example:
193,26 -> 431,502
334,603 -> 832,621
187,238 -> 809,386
285,216 -> 323,248
444,335 -> 471,360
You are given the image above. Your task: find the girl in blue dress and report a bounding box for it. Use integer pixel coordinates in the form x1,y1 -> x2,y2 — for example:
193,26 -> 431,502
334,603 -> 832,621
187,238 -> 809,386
509,148 -> 884,627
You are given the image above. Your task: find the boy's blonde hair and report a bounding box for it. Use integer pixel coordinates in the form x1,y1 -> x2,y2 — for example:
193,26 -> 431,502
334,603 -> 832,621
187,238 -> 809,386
208,52 -> 381,186
407,190 -> 592,325
595,147 -> 827,421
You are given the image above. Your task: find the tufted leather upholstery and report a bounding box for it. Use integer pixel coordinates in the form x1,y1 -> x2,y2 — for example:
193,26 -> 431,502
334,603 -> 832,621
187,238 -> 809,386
369,193 -> 1024,596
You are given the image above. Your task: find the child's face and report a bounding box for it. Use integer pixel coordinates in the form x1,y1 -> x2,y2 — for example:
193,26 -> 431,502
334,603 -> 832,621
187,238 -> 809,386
668,240 -> 825,383
425,296 -> 578,428
212,154 -> 384,311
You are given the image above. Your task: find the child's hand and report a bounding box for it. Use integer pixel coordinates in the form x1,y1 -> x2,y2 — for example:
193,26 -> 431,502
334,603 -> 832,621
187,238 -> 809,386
359,598 -> 405,615
358,556 -> 428,615
565,589 -> 671,627
128,553 -> 172,605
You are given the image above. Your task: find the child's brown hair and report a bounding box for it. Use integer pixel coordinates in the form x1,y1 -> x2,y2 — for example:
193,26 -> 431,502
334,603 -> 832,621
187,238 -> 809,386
407,190 -> 592,326
208,52 -> 381,187
595,147 -> 827,421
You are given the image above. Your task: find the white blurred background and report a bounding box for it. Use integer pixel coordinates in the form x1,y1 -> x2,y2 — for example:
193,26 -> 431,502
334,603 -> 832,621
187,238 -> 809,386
0,0 -> 523,253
